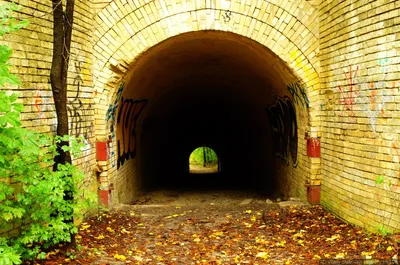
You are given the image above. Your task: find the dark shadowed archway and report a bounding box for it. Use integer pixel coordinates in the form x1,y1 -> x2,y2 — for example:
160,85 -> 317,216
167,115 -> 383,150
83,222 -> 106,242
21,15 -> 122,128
107,31 -> 309,199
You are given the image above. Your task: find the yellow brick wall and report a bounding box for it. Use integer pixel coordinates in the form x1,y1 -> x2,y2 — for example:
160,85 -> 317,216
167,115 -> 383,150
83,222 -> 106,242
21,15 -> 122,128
319,0 -> 400,232
94,0 -> 320,204
4,0 -> 322,220
2,0 -> 399,235
0,0 -> 97,235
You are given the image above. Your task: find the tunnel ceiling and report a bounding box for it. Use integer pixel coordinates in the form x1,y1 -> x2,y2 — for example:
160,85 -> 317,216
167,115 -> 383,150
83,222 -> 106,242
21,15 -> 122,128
123,30 -> 298,113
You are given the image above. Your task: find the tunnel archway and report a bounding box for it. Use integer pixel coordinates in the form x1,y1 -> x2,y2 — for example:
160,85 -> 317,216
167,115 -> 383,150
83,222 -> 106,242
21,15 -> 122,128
105,31 -> 312,203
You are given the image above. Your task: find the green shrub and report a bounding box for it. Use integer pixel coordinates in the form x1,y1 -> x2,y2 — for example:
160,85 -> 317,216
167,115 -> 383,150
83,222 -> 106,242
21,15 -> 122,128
0,3 -> 96,264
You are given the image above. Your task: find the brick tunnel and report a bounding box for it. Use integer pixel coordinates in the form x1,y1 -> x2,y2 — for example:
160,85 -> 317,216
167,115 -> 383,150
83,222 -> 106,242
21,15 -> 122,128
6,0 -> 400,234
106,31 -> 310,203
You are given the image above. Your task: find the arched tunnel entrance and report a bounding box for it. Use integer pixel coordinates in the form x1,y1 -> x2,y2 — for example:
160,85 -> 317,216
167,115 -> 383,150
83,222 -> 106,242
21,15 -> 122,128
110,31 -> 308,202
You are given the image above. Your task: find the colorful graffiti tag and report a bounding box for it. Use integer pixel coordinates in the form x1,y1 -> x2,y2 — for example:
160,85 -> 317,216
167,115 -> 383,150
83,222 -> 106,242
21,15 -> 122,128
106,83 -> 124,124
338,65 -> 359,116
287,82 -> 309,108
106,83 -> 124,168
266,96 -> 298,167
33,88 -> 53,121
116,98 -> 148,169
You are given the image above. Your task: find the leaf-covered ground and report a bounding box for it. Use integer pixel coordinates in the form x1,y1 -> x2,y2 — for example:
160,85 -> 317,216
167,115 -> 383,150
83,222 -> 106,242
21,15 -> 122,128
31,191 -> 398,265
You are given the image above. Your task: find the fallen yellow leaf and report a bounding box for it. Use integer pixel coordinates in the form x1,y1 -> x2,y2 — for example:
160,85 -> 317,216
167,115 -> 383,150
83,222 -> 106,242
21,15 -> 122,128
121,228 -> 130,234
114,254 -> 126,261
361,250 -> 375,256
256,251 -> 269,260
80,224 -> 91,230
292,233 -> 304,239
94,234 -> 105,240
387,246 -> 394,251
276,240 -> 286,247
335,253 -> 345,259
326,234 -> 340,241
245,210 -> 252,214
244,222 -> 252,228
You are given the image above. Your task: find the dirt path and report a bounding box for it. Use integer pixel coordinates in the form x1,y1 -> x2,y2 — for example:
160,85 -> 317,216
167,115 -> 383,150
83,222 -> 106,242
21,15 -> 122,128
34,190 -> 398,265
189,164 -> 218,174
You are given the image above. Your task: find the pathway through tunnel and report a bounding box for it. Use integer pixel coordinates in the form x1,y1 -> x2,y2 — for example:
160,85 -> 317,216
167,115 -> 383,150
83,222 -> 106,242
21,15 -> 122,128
115,31 -> 301,202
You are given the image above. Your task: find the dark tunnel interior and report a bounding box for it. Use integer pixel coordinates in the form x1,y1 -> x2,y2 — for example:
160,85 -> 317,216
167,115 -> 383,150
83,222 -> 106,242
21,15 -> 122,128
120,31 -> 298,196
140,85 -> 277,194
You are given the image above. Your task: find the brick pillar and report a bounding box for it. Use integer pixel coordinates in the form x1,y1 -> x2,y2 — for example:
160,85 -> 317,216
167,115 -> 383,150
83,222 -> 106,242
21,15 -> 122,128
305,135 -> 321,205
96,141 -> 112,207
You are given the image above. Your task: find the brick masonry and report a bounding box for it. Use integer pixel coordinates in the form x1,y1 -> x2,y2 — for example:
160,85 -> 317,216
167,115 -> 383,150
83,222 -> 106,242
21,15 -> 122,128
94,0 -> 320,205
320,0 -> 400,232
1,0 -> 399,233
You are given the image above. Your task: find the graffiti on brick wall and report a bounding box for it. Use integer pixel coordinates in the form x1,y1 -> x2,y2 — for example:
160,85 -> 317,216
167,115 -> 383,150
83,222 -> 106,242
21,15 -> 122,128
106,83 -> 124,169
335,61 -> 398,126
67,55 -> 94,176
106,83 -> 124,125
337,65 -> 359,117
287,82 -> 309,108
367,59 -> 398,132
265,96 -> 298,167
364,90 -> 391,132
116,98 -> 147,169
222,11 -> 232,23
68,56 -> 93,140
33,88 -> 53,121
360,59 -> 397,132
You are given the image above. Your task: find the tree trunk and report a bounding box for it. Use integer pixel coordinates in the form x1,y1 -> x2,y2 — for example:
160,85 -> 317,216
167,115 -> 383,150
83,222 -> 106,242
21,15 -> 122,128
203,147 -> 206,167
51,0 -> 74,168
50,0 -> 75,244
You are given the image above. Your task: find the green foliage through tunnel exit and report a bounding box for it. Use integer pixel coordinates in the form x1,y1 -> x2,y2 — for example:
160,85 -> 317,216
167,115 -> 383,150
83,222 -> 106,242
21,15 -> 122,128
189,147 -> 219,174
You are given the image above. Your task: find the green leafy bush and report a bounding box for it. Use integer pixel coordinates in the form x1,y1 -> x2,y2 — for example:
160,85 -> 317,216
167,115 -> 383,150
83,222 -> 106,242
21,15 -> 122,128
0,3 -> 96,264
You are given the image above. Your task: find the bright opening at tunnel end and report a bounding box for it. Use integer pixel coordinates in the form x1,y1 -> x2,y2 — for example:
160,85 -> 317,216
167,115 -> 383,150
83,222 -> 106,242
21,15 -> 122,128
189,146 -> 219,174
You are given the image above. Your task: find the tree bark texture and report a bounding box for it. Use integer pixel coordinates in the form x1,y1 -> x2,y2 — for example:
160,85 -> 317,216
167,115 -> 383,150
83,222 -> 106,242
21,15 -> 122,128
50,0 -> 76,244
50,0 -> 75,168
